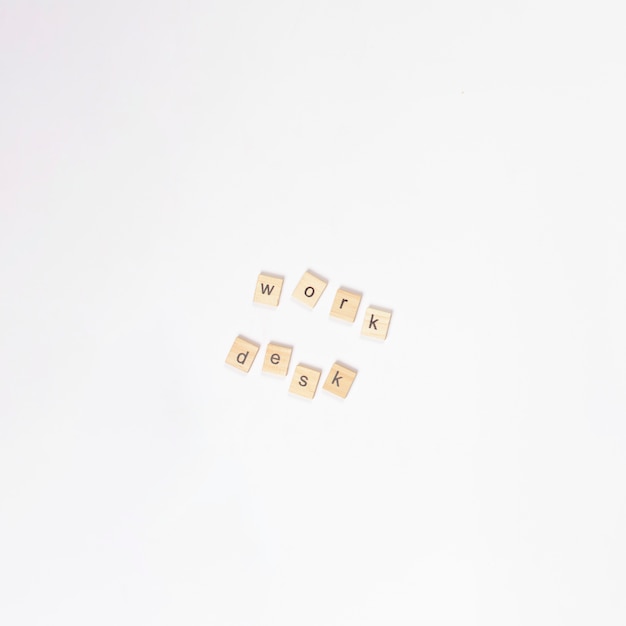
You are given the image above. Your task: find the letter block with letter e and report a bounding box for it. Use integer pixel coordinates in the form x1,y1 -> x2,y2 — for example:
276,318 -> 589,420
225,335 -> 260,373
322,361 -> 357,398
361,306 -> 392,341
292,270 -> 328,308
288,364 -> 322,399
253,272 -> 284,307
262,342 -> 293,377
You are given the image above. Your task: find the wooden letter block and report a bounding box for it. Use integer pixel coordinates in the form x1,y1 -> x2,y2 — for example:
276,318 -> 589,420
289,364 -> 322,399
225,335 -> 260,373
330,287 -> 362,323
253,272 -> 283,307
361,306 -> 392,340
323,362 -> 357,398
292,270 -> 328,308
262,342 -> 293,376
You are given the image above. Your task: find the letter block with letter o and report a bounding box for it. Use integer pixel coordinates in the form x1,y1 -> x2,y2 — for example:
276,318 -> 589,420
292,270 -> 328,308
225,335 -> 260,373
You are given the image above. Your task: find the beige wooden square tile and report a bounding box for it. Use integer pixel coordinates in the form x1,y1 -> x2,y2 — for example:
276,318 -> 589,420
361,306 -> 392,340
330,287 -> 362,323
292,270 -> 328,308
288,363 -> 322,399
322,362 -> 357,398
253,272 -> 284,307
262,342 -> 293,376
225,335 -> 260,373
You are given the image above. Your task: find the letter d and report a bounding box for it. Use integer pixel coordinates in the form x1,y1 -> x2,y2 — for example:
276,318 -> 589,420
237,351 -> 249,365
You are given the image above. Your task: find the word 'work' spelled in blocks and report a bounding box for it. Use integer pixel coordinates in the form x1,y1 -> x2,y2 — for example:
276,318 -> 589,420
262,342 -> 292,377
253,272 -> 284,307
292,270 -> 328,308
225,335 -> 260,373
330,287 -> 362,323
289,364 -> 322,399
361,306 -> 392,341
323,362 -> 357,399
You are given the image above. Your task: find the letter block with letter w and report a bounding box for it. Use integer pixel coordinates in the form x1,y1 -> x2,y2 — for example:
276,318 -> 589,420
253,272 -> 284,307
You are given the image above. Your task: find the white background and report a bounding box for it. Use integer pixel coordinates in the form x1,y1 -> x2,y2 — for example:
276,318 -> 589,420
1,1 -> 625,624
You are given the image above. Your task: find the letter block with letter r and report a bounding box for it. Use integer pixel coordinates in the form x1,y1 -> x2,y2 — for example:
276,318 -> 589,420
330,287 -> 362,323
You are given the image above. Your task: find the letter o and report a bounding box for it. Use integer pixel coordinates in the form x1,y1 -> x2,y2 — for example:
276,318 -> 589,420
304,286 -> 315,298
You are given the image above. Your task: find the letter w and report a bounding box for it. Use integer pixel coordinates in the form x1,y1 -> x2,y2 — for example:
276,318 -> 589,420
260,283 -> 274,295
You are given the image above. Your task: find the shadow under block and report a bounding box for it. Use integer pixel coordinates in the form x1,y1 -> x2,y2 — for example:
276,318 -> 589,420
323,362 -> 357,398
225,336 -> 260,373
292,270 -> 328,308
289,364 -> 322,399
330,287 -> 362,323
361,306 -> 392,340
262,342 -> 293,376
253,273 -> 283,307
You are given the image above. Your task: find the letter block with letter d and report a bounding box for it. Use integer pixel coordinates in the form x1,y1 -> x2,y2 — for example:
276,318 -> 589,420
225,335 -> 260,373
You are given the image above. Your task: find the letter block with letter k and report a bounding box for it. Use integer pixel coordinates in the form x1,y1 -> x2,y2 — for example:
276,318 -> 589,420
361,306 -> 392,341
323,361 -> 357,399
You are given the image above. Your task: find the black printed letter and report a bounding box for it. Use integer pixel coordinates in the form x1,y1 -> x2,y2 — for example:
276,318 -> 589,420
298,375 -> 308,386
339,298 -> 348,309
368,314 -> 379,330
331,371 -> 342,386
270,353 -> 280,365
260,283 -> 274,295
304,286 -> 315,298
236,351 -> 249,364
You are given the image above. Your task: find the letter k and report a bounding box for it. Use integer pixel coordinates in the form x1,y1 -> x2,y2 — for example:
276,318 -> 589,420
368,314 -> 378,330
